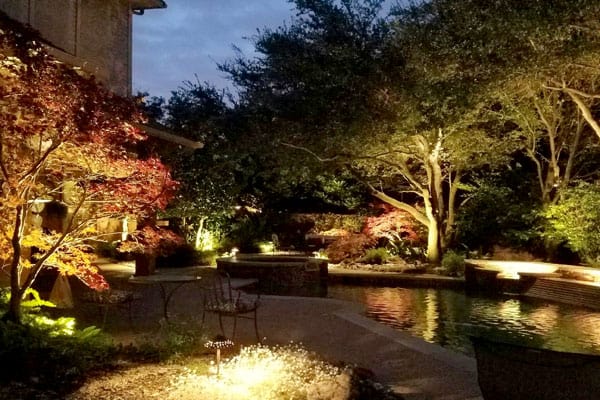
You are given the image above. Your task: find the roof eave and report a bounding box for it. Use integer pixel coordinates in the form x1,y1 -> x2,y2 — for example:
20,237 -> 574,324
134,123 -> 204,150
130,0 -> 167,12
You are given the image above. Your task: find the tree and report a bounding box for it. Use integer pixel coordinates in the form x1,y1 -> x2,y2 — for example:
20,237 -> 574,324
221,0 -> 515,262
0,16 -> 177,323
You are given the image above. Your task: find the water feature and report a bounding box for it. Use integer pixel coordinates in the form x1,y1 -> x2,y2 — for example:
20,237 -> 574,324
328,285 -> 600,356
216,254 -> 328,296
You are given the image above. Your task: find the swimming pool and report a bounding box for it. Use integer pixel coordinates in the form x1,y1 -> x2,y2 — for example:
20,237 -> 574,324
327,285 -> 600,356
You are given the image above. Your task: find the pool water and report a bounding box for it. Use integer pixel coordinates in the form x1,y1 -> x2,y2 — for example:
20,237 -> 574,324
327,285 -> 600,356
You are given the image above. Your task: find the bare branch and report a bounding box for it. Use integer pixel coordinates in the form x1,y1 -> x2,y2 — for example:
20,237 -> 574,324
281,142 -> 341,162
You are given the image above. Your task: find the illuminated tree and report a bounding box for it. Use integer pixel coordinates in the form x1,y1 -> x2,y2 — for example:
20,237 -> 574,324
0,16 -> 177,323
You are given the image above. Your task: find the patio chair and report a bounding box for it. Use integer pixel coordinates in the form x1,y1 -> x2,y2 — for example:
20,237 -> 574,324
201,272 -> 260,341
80,288 -> 139,328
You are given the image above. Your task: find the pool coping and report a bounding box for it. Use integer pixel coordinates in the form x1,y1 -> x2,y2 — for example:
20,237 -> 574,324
328,267 -> 465,289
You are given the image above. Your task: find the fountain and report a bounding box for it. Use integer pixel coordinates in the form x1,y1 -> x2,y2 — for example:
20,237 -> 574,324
216,254 -> 328,296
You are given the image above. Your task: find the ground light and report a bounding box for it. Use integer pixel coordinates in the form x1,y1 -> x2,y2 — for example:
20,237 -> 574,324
204,335 -> 234,376
167,344 -> 351,400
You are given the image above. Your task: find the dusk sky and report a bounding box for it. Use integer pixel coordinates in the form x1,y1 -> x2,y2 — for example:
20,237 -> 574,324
132,1 -> 298,100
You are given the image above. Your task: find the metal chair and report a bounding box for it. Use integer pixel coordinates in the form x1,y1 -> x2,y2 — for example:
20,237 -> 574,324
80,288 -> 138,328
201,272 -> 260,341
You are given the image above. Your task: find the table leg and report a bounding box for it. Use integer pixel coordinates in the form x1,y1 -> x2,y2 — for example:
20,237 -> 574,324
159,282 -> 188,321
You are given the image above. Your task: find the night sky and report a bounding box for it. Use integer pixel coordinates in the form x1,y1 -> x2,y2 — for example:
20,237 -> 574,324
132,0 -> 296,100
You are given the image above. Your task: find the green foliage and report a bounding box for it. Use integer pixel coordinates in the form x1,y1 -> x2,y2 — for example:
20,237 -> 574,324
440,250 -> 465,277
361,247 -> 389,265
1,287 -> 56,311
310,213 -> 365,234
0,289 -> 116,391
543,183 -> 600,265
386,231 -> 426,262
156,243 -> 201,268
195,250 -> 219,266
95,240 -> 120,258
455,176 -> 541,252
222,214 -> 269,253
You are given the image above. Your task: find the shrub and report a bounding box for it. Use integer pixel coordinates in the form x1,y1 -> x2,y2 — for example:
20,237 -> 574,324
95,241 -> 119,258
156,243 -> 200,268
440,250 -> 465,277
195,250 -> 218,266
309,213 -> 365,234
456,178 -> 541,253
386,231 -> 426,262
363,207 -> 422,243
361,248 -> 390,265
325,233 -> 376,264
223,215 -> 268,253
544,183 -> 600,265
0,289 -> 117,391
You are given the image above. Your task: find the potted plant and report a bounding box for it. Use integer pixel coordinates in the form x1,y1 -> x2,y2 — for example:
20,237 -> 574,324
117,225 -> 185,276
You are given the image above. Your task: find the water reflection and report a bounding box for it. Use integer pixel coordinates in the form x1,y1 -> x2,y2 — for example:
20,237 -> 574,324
328,285 -> 600,355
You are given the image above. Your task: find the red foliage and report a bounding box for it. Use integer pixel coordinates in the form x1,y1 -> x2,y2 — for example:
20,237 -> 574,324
363,204 -> 422,243
117,225 -> 185,257
75,266 -> 110,292
325,233 -> 377,264
0,14 -> 178,311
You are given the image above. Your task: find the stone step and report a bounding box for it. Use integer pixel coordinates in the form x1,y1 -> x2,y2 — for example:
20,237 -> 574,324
523,278 -> 600,310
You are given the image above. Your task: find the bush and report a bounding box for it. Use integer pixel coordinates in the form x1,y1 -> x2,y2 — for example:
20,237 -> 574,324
0,289 -> 117,392
440,250 -> 465,277
95,241 -> 119,258
309,213 -> 365,234
360,248 -> 390,265
325,233 -> 376,264
456,178 -> 541,253
386,231 -> 426,262
223,215 -> 268,253
544,183 -> 600,265
156,243 -> 200,268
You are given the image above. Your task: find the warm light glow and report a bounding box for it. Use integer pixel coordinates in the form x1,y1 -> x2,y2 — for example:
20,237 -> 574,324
167,345 -> 350,400
196,229 -> 217,251
582,269 -> 600,284
312,249 -> 328,259
422,290 -> 439,343
258,241 -> 275,254
469,260 -> 559,279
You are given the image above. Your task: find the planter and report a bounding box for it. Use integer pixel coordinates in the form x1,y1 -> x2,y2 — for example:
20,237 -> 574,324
134,253 -> 156,276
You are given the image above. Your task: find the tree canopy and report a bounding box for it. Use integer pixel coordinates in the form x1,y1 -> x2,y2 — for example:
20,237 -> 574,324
0,14 -> 177,322
204,0 -> 600,262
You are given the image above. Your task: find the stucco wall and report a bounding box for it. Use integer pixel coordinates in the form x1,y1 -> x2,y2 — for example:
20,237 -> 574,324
0,0 -> 132,96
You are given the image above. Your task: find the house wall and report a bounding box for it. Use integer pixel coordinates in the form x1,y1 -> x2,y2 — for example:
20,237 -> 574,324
0,0 -> 132,96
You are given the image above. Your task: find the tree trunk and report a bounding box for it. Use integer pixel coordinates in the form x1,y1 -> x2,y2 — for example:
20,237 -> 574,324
426,212 -> 441,264
3,291 -> 23,323
194,216 -> 207,250
5,206 -> 25,323
423,193 -> 442,264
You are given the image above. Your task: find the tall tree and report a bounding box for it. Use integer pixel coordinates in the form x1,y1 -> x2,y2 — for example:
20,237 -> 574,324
0,16 -> 176,322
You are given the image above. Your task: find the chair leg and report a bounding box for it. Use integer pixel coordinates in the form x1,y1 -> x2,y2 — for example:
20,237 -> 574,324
232,315 -> 238,340
101,305 -> 108,329
200,309 -> 206,330
127,301 -> 134,329
218,313 -> 225,336
253,310 -> 259,342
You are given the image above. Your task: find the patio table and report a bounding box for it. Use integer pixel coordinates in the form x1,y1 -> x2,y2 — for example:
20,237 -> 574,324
128,274 -> 201,321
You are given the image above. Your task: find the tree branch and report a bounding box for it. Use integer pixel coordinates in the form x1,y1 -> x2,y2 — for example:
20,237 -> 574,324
281,142 -> 341,162
368,185 -> 430,227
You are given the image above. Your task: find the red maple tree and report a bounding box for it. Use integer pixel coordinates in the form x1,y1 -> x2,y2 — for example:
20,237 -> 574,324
0,15 -> 177,323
